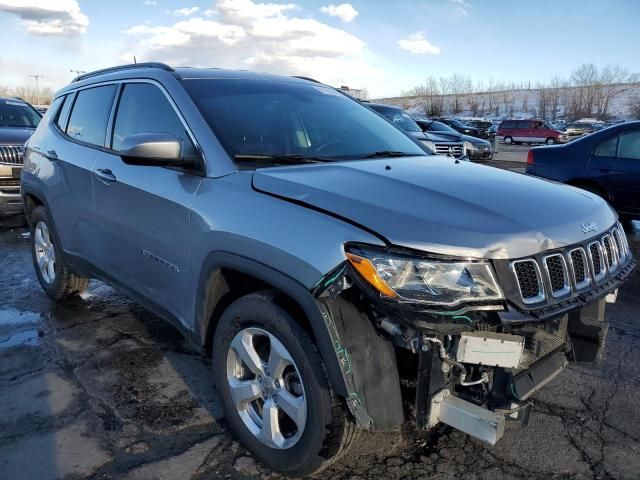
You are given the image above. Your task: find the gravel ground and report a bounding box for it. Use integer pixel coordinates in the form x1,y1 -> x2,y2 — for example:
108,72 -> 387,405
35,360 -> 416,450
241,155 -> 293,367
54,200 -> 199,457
1,211 -> 639,480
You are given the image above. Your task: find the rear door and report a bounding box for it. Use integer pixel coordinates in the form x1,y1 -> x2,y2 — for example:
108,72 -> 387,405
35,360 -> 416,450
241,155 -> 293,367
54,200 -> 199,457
588,128 -> 640,214
89,81 -> 203,328
45,85 -> 117,259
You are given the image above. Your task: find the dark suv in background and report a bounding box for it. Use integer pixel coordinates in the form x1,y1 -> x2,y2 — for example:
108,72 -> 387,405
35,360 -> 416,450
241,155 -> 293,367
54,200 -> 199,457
367,103 -> 467,158
433,118 -> 486,139
0,97 -> 41,216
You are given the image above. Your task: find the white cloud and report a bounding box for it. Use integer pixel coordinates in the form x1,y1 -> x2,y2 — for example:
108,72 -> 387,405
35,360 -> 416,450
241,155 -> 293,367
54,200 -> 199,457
397,32 -> 440,54
171,6 -> 200,16
448,0 -> 471,15
320,3 -> 358,23
123,0 -> 379,88
0,0 -> 88,35
143,0 -> 157,5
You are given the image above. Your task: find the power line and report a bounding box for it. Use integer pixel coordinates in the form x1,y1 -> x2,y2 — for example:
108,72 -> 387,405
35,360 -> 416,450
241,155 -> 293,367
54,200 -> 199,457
28,74 -> 43,105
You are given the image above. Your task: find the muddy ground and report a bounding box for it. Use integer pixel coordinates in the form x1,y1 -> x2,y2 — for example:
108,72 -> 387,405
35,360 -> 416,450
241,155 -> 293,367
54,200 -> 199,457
1,213 -> 640,480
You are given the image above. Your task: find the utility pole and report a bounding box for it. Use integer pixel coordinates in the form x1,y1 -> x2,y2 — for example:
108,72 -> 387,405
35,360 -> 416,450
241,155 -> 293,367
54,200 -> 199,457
29,74 -> 43,105
70,69 -> 86,78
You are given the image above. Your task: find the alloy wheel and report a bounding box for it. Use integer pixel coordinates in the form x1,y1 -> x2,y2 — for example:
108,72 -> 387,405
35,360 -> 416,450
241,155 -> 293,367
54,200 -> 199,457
226,327 -> 307,449
34,221 -> 56,284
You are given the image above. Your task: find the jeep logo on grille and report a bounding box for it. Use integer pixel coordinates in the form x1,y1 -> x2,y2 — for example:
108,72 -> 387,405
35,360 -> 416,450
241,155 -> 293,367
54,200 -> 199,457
580,222 -> 598,234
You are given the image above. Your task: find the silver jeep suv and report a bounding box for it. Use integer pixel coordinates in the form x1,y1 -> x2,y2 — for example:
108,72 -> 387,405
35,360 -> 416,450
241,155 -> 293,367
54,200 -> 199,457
21,63 -> 635,477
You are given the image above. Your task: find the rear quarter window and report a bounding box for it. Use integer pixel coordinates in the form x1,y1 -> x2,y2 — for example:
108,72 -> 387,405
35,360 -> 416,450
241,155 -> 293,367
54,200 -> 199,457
66,85 -> 117,147
594,135 -> 618,157
617,130 -> 640,160
56,94 -> 74,131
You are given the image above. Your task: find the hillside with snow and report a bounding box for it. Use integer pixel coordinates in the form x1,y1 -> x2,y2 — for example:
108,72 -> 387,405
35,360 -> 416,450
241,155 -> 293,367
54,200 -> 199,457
374,83 -> 640,121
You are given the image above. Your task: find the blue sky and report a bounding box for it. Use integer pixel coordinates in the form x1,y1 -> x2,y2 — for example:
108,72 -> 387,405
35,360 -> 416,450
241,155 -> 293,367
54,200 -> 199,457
0,0 -> 638,98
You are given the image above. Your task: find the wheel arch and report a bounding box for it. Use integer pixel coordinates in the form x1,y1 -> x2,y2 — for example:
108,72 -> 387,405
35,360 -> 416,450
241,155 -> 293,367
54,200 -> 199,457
195,252 -> 348,397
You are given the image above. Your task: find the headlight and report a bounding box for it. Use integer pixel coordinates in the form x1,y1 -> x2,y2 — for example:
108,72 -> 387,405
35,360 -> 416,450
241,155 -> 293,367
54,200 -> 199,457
346,247 -> 504,306
421,140 -> 436,153
463,141 -> 476,153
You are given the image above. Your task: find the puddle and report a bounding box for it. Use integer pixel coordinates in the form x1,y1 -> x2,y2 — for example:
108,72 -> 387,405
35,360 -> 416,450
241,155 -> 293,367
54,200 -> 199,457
0,328 -> 41,350
0,309 -> 42,326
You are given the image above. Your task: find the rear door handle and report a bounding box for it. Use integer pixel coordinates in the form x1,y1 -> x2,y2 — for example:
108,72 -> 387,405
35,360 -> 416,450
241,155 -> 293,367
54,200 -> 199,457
94,168 -> 117,184
45,150 -> 58,160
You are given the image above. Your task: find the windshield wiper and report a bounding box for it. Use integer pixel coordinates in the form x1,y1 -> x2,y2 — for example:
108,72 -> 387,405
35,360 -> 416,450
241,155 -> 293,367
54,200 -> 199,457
233,153 -> 329,164
361,150 -> 422,159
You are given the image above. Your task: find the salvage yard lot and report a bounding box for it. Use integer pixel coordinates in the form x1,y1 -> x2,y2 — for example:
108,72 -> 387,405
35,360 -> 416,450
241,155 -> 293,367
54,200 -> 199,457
1,215 -> 640,480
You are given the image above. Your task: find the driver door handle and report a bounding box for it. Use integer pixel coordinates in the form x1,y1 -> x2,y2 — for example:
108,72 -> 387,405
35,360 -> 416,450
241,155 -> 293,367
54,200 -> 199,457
94,168 -> 117,184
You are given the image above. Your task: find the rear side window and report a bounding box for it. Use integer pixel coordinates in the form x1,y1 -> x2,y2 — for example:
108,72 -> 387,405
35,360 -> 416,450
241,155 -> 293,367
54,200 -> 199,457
617,130 -> 640,160
594,136 -> 618,157
56,94 -> 74,131
111,83 -> 198,159
515,121 -> 530,129
66,85 -> 117,147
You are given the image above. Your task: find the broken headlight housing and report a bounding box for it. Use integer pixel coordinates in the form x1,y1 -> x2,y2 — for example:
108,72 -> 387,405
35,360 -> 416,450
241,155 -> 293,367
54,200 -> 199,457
346,246 -> 504,307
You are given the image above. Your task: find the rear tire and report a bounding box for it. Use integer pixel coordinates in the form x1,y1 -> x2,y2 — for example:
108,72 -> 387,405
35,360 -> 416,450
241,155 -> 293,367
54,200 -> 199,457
504,136 -> 513,145
212,291 -> 357,477
30,206 -> 89,300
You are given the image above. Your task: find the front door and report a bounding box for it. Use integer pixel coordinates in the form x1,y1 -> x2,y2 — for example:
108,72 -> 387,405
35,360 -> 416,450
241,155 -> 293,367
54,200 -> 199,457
89,82 -> 203,328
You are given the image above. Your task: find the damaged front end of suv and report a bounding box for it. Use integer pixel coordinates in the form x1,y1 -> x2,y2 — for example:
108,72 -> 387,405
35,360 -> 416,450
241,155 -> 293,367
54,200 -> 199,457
311,223 -> 634,444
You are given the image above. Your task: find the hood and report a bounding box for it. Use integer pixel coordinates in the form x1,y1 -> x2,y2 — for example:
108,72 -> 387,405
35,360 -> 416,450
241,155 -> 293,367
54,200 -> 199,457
0,127 -> 35,146
408,130 -> 460,143
461,134 -> 490,145
252,157 -> 617,260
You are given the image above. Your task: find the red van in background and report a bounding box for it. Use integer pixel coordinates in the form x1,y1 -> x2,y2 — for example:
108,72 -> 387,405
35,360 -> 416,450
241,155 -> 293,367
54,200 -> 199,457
497,119 -> 568,145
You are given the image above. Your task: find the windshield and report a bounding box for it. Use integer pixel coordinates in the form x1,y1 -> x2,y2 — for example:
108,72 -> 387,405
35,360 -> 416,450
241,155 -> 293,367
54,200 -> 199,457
427,121 -> 459,134
377,110 -> 422,133
0,99 -> 41,128
182,79 -> 424,162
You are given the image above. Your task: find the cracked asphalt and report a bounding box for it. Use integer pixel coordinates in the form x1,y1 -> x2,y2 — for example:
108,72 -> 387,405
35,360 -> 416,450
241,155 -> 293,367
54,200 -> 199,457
1,214 -> 639,480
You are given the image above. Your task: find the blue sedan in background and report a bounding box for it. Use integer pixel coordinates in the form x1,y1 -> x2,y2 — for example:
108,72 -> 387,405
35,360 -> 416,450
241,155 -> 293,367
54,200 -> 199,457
526,121 -> 640,220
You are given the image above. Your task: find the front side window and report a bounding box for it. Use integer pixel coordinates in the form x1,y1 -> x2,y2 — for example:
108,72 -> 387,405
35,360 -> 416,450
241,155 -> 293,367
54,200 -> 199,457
594,135 -> 618,157
182,79 -> 424,163
112,83 -> 198,161
66,85 -> 117,146
617,130 -> 640,160
0,99 -> 41,128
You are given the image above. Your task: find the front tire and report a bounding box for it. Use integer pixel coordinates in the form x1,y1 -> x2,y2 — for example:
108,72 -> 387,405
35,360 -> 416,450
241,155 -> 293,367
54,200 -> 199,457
212,291 -> 357,477
30,206 -> 89,299
546,138 -> 556,145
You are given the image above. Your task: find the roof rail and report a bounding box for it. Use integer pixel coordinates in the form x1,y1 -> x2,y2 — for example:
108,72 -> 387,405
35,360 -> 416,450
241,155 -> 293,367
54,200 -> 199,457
291,75 -> 322,84
72,62 -> 174,83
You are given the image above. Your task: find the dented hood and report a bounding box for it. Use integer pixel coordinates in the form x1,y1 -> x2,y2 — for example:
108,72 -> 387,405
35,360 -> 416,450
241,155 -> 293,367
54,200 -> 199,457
252,156 -> 617,259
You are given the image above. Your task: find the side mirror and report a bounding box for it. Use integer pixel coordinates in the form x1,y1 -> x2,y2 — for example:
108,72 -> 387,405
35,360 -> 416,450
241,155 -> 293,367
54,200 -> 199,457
119,133 -> 182,166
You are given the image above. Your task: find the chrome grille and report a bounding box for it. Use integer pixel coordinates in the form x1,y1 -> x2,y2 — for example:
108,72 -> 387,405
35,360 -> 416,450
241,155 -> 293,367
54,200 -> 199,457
510,225 -> 631,305
602,234 -> 617,271
544,254 -> 570,297
0,145 -> 24,165
588,241 -> 605,281
434,143 -> 464,158
569,248 -> 590,289
512,260 -> 544,304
